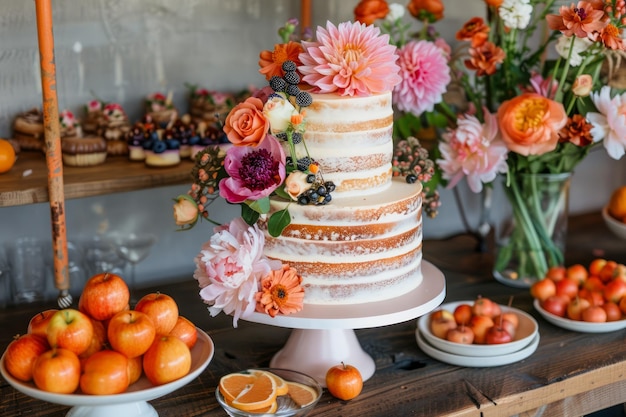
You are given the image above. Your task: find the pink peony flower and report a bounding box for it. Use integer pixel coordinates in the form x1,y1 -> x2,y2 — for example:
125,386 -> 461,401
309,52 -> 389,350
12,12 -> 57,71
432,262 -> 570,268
194,217 -> 282,327
298,21 -> 401,96
587,86 -> 626,160
437,111 -> 509,193
393,40 -> 451,116
219,134 -> 286,204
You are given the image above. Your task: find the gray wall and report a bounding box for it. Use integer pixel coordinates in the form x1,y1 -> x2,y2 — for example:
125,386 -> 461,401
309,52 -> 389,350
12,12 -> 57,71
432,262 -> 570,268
1,1 -> 624,305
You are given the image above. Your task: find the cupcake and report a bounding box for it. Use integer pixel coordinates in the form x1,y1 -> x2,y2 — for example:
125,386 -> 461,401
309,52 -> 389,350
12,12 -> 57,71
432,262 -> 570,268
144,129 -> 181,167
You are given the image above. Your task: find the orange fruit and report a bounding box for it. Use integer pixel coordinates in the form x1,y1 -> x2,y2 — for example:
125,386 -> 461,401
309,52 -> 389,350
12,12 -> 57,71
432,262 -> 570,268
219,372 -> 257,403
285,380 -> 318,407
608,186 -> 626,222
230,371 -> 277,411
248,369 -> 289,396
0,139 -> 16,174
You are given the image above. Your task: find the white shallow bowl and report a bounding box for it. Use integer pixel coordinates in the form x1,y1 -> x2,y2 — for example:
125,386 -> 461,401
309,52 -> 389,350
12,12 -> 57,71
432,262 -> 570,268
417,301 -> 539,357
602,205 -> 626,240
1,328 -> 214,417
534,299 -> 626,333
416,330 -> 539,367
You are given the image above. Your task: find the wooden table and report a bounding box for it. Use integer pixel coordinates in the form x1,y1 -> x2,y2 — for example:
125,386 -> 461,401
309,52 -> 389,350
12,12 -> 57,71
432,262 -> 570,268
1,212 -> 625,417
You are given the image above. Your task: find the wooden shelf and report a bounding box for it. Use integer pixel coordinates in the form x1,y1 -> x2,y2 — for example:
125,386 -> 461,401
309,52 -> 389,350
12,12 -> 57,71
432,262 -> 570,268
0,151 -> 195,207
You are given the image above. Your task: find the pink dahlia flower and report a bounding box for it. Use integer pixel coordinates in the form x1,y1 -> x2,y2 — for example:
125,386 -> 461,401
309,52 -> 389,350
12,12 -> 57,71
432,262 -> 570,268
219,134 -> 286,204
437,111 -> 509,193
298,21 -> 401,96
394,40 -> 451,116
194,217 -> 282,327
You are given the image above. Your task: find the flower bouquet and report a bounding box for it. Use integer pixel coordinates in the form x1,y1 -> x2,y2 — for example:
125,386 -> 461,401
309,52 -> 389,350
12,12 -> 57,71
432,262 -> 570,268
434,0 -> 626,286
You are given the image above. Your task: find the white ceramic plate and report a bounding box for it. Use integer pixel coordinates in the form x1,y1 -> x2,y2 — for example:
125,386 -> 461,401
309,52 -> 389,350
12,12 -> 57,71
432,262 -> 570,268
533,299 -> 626,333
417,301 -> 538,357
1,328 -> 214,411
416,330 -> 539,367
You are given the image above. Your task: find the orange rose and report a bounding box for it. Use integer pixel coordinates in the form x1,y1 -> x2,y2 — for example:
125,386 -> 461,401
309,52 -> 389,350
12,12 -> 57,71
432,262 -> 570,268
223,97 -> 270,147
497,93 -> 568,156
456,17 -> 490,47
407,0 -> 444,22
354,0 -> 389,25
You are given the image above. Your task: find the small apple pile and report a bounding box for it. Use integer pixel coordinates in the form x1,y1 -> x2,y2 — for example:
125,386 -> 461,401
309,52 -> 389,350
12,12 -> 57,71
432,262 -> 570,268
429,296 -> 520,345
531,259 -> 626,323
3,272 -> 199,395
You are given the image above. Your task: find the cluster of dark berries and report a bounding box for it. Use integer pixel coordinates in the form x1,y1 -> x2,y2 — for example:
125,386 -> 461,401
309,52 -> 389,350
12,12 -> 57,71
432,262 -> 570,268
297,175 -> 336,206
286,156 -> 313,172
392,137 -> 441,218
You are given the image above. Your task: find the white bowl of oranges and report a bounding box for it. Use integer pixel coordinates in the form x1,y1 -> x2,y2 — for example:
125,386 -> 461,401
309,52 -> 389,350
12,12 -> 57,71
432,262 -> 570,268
531,260 -> 626,332
416,296 -> 539,363
216,368 -> 322,416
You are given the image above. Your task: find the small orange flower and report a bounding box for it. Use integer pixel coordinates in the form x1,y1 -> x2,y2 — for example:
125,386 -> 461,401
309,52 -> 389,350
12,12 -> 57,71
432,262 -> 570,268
558,114 -> 594,146
456,17 -> 490,47
571,74 -> 593,97
601,24 -> 625,50
407,0 -> 444,23
464,41 -> 505,76
546,1 -> 607,38
255,265 -> 305,317
258,41 -> 304,81
497,93 -> 568,156
354,0 -> 389,25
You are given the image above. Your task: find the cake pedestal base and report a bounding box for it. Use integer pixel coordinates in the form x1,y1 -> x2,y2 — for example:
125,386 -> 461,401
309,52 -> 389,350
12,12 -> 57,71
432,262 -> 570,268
246,261 -> 446,386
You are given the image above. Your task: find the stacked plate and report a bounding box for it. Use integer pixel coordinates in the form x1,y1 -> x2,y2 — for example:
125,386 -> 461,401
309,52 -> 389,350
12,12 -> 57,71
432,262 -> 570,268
534,299 -> 626,333
416,301 -> 540,367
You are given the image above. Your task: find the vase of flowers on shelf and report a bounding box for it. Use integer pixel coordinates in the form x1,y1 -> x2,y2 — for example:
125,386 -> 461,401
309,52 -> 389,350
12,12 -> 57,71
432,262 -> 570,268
435,0 -> 626,287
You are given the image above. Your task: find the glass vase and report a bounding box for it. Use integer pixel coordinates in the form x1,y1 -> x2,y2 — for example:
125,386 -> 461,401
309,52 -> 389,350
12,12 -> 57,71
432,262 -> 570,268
493,172 -> 572,288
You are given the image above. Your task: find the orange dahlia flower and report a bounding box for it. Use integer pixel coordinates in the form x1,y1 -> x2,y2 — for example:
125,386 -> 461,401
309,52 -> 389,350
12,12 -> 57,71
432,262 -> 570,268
456,17 -> 490,47
354,0 -> 389,25
464,41 -> 505,76
497,93 -> 568,156
255,265 -> 304,317
258,41 -> 304,81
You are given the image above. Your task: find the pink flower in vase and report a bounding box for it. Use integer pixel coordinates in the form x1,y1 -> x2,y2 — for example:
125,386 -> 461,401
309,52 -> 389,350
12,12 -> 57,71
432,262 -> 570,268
194,217 -> 282,327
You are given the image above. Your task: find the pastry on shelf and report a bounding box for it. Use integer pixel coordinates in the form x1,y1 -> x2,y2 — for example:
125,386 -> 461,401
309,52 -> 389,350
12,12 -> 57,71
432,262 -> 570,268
186,85 -> 234,127
170,115 -> 200,159
83,100 -> 131,156
145,91 -> 178,129
189,123 -> 230,160
59,109 -> 107,167
144,128 -> 181,167
13,108 -> 45,152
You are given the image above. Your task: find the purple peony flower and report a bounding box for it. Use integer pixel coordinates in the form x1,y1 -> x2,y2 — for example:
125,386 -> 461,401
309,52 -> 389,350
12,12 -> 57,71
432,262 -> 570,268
219,134 -> 286,204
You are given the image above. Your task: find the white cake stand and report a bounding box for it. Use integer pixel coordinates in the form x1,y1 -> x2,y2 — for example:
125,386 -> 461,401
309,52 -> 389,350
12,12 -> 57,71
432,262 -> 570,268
244,261 -> 446,386
1,329 -> 214,417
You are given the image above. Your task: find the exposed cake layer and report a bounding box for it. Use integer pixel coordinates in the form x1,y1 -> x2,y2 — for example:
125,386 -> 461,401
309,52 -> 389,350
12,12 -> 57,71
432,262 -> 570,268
262,178 -> 423,305
290,91 -> 394,197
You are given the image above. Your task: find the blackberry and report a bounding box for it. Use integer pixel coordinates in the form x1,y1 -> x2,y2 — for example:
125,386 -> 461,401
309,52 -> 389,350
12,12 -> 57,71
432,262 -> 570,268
291,132 -> 303,144
286,84 -> 300,97
297,156 -> 312,171
296,91 -> 313,107
269,76 -> 287,92
283,71 -> 300,85
282,60 -> 297,72
275,132 -> 288,141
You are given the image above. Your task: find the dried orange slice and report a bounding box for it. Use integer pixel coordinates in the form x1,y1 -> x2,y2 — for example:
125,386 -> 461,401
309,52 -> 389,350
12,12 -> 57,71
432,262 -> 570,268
218,372 -> 257,403
248,369 -> 289,396
286,381 -> 318,407
230,371 -> 277,411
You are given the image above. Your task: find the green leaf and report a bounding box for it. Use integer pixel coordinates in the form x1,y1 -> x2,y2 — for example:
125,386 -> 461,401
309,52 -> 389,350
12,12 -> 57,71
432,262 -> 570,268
273,186 -> 291,200
268,209 -> 291,237
240,204 -> 260,225
246,197 -> 270,214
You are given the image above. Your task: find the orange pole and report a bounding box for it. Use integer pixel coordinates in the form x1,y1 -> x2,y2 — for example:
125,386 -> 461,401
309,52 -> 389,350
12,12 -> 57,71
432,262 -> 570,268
301,0 -> 311,34
34,0 -> 71,307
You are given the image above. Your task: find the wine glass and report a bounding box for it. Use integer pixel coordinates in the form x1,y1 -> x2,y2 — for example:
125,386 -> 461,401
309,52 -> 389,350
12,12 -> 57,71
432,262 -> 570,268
111,233 -> 157,303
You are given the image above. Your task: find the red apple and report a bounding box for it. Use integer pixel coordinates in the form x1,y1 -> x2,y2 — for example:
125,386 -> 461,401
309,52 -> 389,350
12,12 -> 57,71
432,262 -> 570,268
429,309 -> 454,323
583,276 -> 605,293
3,334 -> 49,382
78,272 -> 130,321
78,318 -> 107,365
613,264 -> 626,283
80,350 -> 129,395
127,355 -> 143,385
325,362 -> 363,401
602,302 -> 623,322
134,292 -> 179,335
541,295 -> 569,317
530,278 -> 556,302
143,335 -> 191,386
582,306 -> 608,323
485,325 -> 513,344
603,279 -> 626,304
589,258 -> 607,277
47,309 -> 94,356
566,297 -> 591,321
430,316 -> 457,339
168,316 -> 198,349
446,325 -> 474,344
453,304 -> 473,326
472,296 -> 496,318
555,278 -> 579,300
566,264 -> 588,286
545,266 -> 566,282
107,310 -> 156,359
27,309 -> 58,338
619,295 -> 626,315
580,289 -> 605,307
469,315 -> 494,344
32,348 -> 81,394
599,261 -> 618,283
